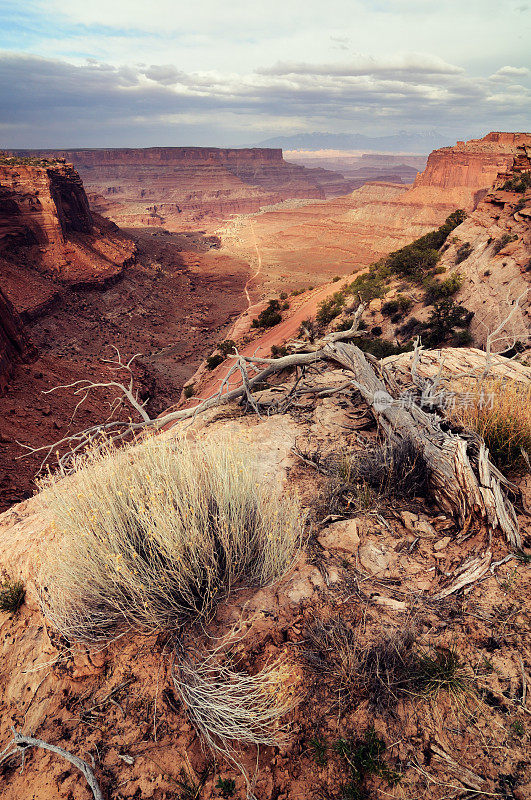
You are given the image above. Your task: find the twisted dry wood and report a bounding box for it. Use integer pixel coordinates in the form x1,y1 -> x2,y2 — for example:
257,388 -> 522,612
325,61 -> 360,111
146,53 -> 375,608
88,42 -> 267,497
1,728 -> 104,800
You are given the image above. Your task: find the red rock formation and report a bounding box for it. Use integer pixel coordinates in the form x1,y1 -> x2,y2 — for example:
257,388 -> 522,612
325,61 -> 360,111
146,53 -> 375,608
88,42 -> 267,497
0,158 -> 136,317
0,286 -> 35,393
13,147 -> 357,230
220,133 -> 531,294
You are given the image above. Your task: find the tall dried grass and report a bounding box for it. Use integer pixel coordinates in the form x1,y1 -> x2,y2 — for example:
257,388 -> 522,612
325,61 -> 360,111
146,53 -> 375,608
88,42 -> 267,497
39,434 -> 304,643
449,378 -> 531,470
174,647 -> 296,758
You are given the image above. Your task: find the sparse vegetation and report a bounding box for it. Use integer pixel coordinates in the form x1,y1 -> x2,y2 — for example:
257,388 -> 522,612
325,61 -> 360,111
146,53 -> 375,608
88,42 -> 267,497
206,353 -> 224,370
423,272 -> 463,305
385,210 -> 466,281
0,579 -> 25,612
252,299 -> 282,328
218,340 -> 236,357
421,299 -> 473,346
501,172 -> 531,193
455,242 -> 473,263
183,384 -> 195,399
215,777 -> 236,798
492,233 -> 518,255
449,378 -> 531,470
381,295 -> 413,316
271,344 -> 289,358
39,435 -> 304,642
311,438 -> 430,519
333,727 -> 401,798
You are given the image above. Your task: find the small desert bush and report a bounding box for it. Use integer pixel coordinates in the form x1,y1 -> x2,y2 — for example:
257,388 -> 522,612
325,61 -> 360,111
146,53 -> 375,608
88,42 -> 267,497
0,579 -> 25,612
449,378 -> 531,470
336,438 -> 430,502
455,242 -> 473,264
252,299 -> 282,328
39,435 -> 304,642
206,353 -> 224,370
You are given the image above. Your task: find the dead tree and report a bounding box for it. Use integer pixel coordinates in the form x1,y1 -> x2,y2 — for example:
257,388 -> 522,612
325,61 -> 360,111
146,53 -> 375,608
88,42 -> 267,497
20,308 -> 527,545
0,728 -> 104,800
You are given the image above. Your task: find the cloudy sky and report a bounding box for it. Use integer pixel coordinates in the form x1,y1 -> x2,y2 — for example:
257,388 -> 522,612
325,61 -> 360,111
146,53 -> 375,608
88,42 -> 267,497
0,0 -> 530,148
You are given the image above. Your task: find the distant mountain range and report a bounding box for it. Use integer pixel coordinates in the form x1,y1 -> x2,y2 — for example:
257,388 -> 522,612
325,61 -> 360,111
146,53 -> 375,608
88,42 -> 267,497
253,131 -> 455,153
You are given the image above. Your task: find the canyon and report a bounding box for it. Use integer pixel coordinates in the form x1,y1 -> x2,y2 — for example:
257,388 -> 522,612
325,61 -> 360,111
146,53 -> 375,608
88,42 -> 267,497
13,147 -> 361,230
285,149 -> 426,187
218,132 -> 531,298
1,132 -> 530,512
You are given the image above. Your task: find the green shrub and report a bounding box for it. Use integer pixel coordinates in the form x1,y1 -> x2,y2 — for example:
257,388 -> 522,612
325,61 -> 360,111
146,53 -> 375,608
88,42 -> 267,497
206,353 -> 224,370
381,295 -> 413,316
421,299 -> 473,346
501,172 -> 531,193
0,579 -> 25,612
271,344 -> 288,358
385,210 -> 465,280
455,242 -> 473,264
218,340 -> 236,357
252,299 -> 282,328
423,272 -> 463,305
183,384 -> 195,399
40,435 -> 304,642
350,336 -> 413,359
492,233 -> 518,255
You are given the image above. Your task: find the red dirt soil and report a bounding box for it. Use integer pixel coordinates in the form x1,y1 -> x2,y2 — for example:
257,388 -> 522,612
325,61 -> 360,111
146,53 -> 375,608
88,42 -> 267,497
0,229 -> 250,512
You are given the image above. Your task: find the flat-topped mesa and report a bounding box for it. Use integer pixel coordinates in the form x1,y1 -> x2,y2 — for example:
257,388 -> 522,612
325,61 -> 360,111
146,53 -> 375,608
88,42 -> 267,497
13,146 -> 359,229
22,147 -> 285,167
412,131 -> 531,208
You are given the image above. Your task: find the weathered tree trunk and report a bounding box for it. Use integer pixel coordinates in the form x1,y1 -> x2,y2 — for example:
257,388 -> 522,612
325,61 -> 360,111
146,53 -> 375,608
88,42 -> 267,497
324,341 -> 522,547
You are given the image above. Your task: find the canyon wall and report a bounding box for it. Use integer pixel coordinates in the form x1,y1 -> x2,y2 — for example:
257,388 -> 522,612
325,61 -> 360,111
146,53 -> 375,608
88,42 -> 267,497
13,147 -> 358,230
0,286 -> 35,392
0,158 -> 136,318
227,132 -> 531,292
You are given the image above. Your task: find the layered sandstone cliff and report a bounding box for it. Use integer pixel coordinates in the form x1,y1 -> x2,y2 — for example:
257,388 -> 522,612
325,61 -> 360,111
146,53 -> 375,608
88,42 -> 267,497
0,158 -> 136,317
439,143 -> 531,348
0,287 -> 35,392
13,147 -> 358,230
219,132 -> 531,295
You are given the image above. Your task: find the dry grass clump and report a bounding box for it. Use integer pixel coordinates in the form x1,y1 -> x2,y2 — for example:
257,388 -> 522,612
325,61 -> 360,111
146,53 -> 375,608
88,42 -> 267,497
313,438 -> 430,517
174,647 -> 296,761
449,378 -> 531,470
39,434 -> 304,643
303,617 -> 470,710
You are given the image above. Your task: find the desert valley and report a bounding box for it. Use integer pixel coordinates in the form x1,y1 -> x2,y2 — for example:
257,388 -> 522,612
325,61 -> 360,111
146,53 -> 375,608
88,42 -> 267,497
1,36 -> 531,796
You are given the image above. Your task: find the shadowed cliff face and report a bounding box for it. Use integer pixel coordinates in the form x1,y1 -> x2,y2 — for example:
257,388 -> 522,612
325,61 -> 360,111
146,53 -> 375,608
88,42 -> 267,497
0,286 -> 36,393
13,147 -> 360,230
0,160 -> 136,317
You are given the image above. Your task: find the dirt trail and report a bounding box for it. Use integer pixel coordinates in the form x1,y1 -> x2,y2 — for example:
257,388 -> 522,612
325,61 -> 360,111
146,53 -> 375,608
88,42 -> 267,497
243,221 -> 262,308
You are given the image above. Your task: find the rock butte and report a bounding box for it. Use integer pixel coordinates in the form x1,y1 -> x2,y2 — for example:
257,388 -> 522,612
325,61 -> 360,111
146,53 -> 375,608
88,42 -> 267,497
0,159 -> 136,317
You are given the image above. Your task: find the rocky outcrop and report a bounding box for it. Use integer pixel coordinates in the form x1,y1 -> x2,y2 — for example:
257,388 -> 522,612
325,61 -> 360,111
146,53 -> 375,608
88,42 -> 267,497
13,147 -> 357,230
0,158 -> 136,318
439,144 -> 531,348
0,287 -> 35,393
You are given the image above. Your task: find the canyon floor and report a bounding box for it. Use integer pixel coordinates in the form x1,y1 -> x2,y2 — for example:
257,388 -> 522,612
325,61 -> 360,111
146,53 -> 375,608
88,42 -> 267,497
0,229 -> 250,511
